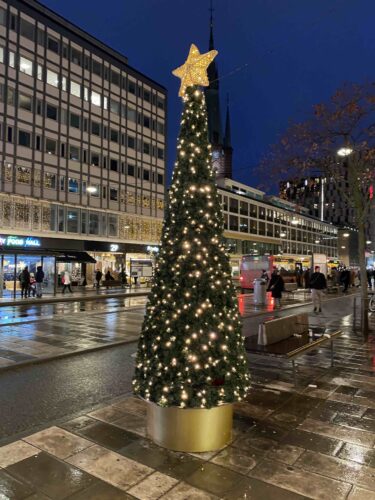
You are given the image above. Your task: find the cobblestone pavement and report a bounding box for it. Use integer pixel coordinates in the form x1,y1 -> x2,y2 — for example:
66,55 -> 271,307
1,315 -> 375,499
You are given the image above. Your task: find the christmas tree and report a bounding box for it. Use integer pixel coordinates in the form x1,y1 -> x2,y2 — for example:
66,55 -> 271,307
133,44 -> 249,409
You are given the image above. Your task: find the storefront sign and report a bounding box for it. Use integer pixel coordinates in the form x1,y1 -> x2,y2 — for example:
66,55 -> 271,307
147,246 -> 159,253
0,235 -> 41,248
110,244 -> 119,252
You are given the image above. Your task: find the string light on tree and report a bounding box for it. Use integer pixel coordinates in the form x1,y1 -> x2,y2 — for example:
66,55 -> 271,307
133,43 -> 250,409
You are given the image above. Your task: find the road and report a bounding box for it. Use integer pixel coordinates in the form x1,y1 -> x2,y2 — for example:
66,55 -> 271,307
0,293 -> 360,444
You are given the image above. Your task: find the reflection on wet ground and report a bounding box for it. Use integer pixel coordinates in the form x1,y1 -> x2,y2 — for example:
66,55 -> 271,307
1,315 -> 374,498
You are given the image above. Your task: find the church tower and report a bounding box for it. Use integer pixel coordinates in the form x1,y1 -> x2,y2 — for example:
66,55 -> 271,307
205,3 -> 233,179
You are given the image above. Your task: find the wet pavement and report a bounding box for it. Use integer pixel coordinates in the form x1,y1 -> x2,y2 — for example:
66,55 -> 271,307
0,309 -> 374,499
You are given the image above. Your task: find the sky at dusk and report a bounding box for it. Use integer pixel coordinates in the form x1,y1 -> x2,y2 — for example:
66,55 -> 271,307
41,0 -> 375,191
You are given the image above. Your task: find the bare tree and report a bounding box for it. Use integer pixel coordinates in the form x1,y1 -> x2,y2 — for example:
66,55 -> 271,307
261,83 -> 375,336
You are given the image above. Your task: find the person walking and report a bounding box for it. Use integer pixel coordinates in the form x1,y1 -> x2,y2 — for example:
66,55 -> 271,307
62,270 -> 73,294
309,265 -> 327,313
340,267 -> 351,293
95,269 -> 102,288
35,266 -> 44,298
303,268 -> 311,289
267,269 -> 285,309
19,266 -> 30,299
260,269 -> 269,283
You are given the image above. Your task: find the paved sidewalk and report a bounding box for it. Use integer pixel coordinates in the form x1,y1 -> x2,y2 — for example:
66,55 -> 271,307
0,319 -> 374,498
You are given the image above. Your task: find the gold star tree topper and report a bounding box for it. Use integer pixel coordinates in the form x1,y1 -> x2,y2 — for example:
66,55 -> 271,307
172,44 -> 218,97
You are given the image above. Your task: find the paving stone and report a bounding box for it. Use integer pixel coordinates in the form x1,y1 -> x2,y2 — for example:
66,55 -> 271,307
0,440 -> 40,468
160,481 -> 220,499
88,405 -> 126,423
128,471 -> 178,499
249,458 -> 352,499
65,480 -> 133,499
0,469 -> 36,499
67,444 -> 152,491
185,461 -> 247,496
76,421 -> 139,451
23,426 -> 93,459
210,445 -> 259,473
61,416 -> 98,433
281,429 -> 343,456
337,443 -> 375,467
348,485 -> 375,499
6,452 -> 96,499
300,418 -> 375,447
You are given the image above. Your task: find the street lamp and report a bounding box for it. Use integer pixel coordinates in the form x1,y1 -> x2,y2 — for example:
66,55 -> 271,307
343,232 -> 350,238
337,147 -> 353,157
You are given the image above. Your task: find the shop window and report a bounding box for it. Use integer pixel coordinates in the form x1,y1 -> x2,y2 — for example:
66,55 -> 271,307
16,166 -> 31,184
67,209 -> 79,232
69,146 -> 80,161
127,164 -> 135,176
47,69 -> 59,87
70,81 -> 81,98
108,214 -> 118,236
47,36 -> 59,54
19,93 -> 32,112
89,212 -> 99,235
91,152 -> 100,166
44,172 -> 56,189
110,188 -> 118,201
46,104 -> 58,120
18,130 -> 31,147
19,56 -> 33,76
110,129 -> 118,142
68,178 -> 79,193
110,159 -> 118,172
70,112 -> 80,129
46,138 -> 56,155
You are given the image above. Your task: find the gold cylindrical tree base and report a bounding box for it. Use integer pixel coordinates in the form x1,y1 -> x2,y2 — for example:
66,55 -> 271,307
147,402 -> 233,452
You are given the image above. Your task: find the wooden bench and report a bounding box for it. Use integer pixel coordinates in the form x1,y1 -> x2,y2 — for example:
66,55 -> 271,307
245,312 -> 342,386
101,280 -> 122,288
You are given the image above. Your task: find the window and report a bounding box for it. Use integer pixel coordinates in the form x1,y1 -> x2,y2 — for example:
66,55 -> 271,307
91,121 -> 101,136
92,59 -> 102,76
108,214 -> 118,236
18,130 -> 31,147
46,104 -> 58,120
47,36 -> 59,54
111,70 -> 120,86
66,209 -> 79,232
61,143 -> 65,157
157,147 -> 164,160
91,91 -> 101,107
47,69 -> 59,87
144,89 -> 150,102
143,142 -> 150,155
62,44 -> 68,59
128,80 -> 136,94
46,138 -> 56,155
70,81 -> 81,98
127,107 -> 136,122
84,87 -> 89,101
19,93 -> 32,111
0,46 -> 4,64
143,115 -> 150,128
20,19 -> 35,41
60,176 -> 65,191
7,126 -> 13,143
62,76 -> 67,91
110,99 -> 119,115
110,159 -> 118,172
157,96 -> 165,110
127,164 -> 135,176
143,169 -> 150,181
110,129 -> 118,142
9,51 -> 15,68
44,172 -> 56,189
70,47 -> 82,66
157,173 -> 164,185
36,135 -> 41,150
16,166 -> 31,184
10,14 -> 17,31
127,136 -> 135,149
0,8 -> 6,27
91,152 -> 100,166
103,97 -> 108,110
7,87 -> 15,106
157,121 -> 165,135
70,112 -> 80,129
68,178 -> 79,193
89,212 -> 100,234
37,28 -> 45,47
37,64 -> 43,80
110,188 -> 118,201
19,56 -> 33,76
69,146 -> 80,161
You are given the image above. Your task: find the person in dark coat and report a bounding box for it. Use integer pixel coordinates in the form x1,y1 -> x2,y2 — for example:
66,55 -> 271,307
340,267 -> 351,293
303,268 -> 311,289
95,269 -> 102,288
35,266 -> 44,298
309,266 -> 327,313
267,269 -> 285,309
19,266 -> 30,299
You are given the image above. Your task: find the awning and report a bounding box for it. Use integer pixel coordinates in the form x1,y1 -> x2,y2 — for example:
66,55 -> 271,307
54,251 -> 96,263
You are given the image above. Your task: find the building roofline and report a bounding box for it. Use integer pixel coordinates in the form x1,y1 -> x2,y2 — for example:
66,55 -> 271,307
16,0 -> 167,93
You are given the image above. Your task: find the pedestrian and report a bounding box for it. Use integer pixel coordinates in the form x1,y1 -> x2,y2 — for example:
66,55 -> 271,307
62,270 -> 73,293
260,269 -> 269,283
309,265 -> 327,313
367,268 -> 373,288
119,269 -> 128,287
19,266 -> 30,299
95,269 -> 102,288
105,269 -> 114,281
303,268 -> 311,289
267,269 -> 285,309
340,267 -> 351,293
35,265 -> 44,298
